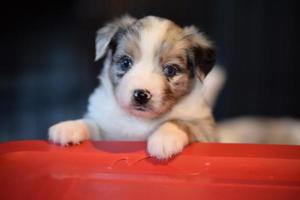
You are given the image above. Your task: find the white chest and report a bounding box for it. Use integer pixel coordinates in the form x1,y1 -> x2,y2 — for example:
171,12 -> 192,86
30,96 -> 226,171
85,87 -> 161,141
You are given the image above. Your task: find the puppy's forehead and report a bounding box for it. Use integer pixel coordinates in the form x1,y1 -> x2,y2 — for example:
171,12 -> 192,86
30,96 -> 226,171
138,17 -> 177,57
138,17 -> 185,59
118,17 -> 186,60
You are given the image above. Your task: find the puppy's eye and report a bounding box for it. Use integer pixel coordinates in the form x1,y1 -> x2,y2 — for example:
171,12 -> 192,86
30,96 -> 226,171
118,56 -> 133,71
163,64 -> 179,78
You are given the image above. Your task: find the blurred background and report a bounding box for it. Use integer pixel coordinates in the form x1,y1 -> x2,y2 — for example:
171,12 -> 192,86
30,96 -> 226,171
0,0 -> 299,141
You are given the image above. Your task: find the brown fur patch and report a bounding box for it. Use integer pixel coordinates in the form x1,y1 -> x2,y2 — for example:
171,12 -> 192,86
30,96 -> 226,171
121,39 -> 141,60
156,22 -> 196,111
169,117 -> 217,142
169,119 -> 192,134
168,119 -> 199,142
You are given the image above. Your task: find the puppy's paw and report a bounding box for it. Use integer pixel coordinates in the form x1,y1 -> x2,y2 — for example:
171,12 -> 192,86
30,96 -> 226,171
48,120 -> 90,146
147,122 -> 189,160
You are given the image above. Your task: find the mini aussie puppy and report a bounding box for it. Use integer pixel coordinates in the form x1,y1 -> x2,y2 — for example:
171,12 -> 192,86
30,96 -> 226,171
49,15 -> 216,159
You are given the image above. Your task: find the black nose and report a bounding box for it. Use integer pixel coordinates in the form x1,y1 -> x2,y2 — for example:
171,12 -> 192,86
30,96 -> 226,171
133,89 -> 152,105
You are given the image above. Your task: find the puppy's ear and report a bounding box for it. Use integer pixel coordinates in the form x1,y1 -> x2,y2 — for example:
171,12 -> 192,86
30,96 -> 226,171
95,15 -> 136,61
184,26 -> 216,80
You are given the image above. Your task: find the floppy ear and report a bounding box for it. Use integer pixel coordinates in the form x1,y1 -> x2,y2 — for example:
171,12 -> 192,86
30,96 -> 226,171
184,26 -> 216,80
95,15 -> 136,61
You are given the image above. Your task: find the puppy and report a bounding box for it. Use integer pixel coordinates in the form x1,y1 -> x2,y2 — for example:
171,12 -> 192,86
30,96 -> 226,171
49,15 -> 216,159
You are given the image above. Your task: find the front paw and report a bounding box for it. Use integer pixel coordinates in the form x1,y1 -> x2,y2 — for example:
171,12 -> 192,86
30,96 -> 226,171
48,120 -> 90,146
147,123 -> 189,160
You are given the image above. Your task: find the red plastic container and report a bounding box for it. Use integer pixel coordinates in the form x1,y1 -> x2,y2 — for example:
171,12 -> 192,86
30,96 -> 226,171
0,140 -> 300,200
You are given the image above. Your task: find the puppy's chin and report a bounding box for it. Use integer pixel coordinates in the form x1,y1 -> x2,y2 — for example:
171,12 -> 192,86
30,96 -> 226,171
127,107 -> 160,119
116,99 -> 161,119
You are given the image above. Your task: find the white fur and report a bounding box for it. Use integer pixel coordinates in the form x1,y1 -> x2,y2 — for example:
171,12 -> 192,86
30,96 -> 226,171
115,64 -> 165,113
89,51 -> 163,140
139,17 -> 170,62
147,122 -> 189,159
48,120 -> 90,145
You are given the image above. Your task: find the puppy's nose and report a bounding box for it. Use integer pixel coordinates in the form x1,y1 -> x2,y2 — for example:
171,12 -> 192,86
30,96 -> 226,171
133,89 -> 152,105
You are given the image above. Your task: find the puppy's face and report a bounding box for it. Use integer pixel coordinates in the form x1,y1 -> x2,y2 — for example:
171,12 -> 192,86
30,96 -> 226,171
96,16 -> 215,119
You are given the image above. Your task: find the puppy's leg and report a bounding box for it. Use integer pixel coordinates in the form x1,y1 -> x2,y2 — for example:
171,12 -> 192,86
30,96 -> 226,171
147,119 -> 216,159
48,119 -> 100,146
147,121 -> 189,160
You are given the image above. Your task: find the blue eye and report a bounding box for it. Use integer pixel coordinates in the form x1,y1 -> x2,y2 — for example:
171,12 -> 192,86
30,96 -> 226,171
163,64 -> 179,77
118,56 -> 133,71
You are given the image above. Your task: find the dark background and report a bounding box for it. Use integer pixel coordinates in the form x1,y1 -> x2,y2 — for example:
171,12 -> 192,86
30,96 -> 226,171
0,0 -> 299,141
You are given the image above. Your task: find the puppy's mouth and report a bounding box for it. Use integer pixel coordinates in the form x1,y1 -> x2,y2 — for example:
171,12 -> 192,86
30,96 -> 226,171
121,103 -> 160,119
129,105 -> 158,119
134,106 -> 147,111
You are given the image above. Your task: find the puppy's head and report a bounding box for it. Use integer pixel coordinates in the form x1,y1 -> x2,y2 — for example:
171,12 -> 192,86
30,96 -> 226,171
95,15 -> 215,119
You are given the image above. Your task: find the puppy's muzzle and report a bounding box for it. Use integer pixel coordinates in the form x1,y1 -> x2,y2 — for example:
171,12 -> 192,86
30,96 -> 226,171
133,89 -> 152,105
